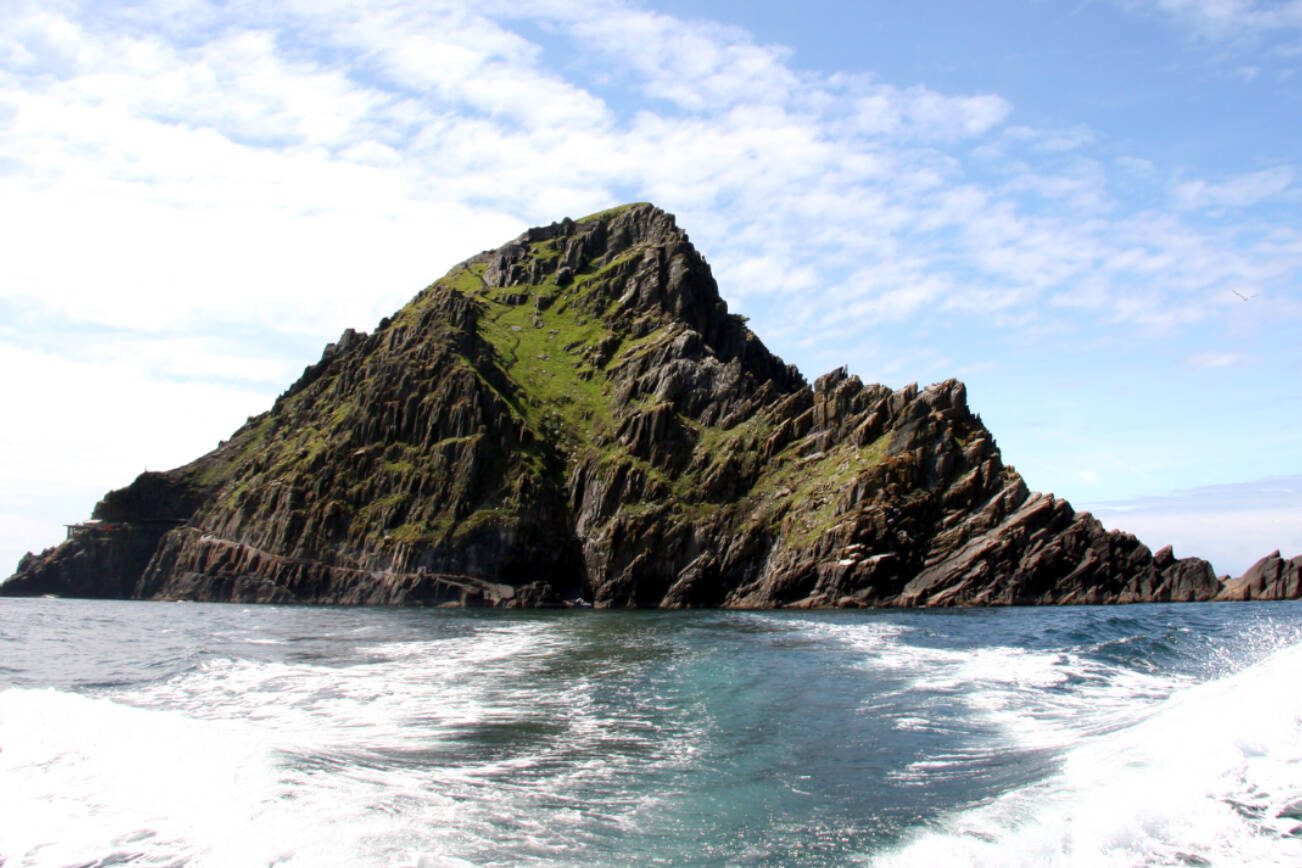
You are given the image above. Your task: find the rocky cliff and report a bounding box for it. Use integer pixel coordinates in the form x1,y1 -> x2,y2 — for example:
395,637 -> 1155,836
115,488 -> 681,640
1217,551 -> 1302,601
3,204 -> 1292,607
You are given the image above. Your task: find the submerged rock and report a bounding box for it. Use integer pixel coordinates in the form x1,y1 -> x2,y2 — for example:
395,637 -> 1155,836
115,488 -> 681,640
2,203 -> 1293,607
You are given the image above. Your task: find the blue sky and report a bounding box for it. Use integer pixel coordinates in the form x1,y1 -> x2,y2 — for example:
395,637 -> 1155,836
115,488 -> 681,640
1,0 -> 1299,576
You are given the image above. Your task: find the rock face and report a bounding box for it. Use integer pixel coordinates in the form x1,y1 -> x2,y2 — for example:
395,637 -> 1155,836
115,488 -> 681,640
2,203 -> 1293,607
1218,551 -> 1302,601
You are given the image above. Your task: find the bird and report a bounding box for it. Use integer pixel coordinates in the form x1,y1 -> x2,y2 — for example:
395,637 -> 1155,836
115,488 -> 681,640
1231,289 -> 1256,302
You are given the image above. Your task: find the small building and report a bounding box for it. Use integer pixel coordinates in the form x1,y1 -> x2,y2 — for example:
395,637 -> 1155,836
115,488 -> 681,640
65,521 -> 112,539
64,518 -> 186,540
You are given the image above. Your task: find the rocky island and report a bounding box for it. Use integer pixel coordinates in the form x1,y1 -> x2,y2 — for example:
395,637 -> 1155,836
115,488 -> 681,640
4,204 -> 1298,607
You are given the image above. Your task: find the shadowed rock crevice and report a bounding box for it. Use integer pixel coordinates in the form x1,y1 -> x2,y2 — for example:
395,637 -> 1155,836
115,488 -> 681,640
3,203 -> 1293,607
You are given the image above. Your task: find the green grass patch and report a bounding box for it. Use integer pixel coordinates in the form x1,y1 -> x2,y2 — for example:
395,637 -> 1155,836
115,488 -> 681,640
451,507 -> 514,540
606,322 -> 673,369
753,432 -> 892,546
530,241 -> 561,262
477,285 -> 614,450
387,519 -> 450,546
379,457 -> 415,475
576,203 -> 646,223
443,262 -> 487,294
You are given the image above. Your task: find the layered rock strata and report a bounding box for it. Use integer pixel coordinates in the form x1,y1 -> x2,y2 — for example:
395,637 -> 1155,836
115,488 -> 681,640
3,204 -> 1292,607
1218,551 -> 1302,601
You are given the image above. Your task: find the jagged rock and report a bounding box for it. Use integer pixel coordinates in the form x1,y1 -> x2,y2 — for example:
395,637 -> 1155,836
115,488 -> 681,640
2,203 -> 1293,607
1218,551 -> 1302,601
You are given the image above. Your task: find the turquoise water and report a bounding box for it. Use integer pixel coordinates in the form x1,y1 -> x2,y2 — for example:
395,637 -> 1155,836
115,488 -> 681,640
2,599 -> 1301,865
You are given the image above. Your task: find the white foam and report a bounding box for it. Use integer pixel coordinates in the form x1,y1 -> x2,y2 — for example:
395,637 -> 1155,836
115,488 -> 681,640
0,687 -> 295,865
873,639 -> 1302,866
121,621 -> 577,744
0,619 -> 699,866
798,617 -> 1184,753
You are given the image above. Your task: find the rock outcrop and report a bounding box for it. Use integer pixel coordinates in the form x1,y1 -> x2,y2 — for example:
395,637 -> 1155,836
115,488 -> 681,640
3,203 -> 1294,607
1217,551 -> 1302,601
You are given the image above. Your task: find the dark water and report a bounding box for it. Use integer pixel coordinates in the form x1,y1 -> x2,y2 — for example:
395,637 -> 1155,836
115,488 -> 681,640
2,599 -> 1301,865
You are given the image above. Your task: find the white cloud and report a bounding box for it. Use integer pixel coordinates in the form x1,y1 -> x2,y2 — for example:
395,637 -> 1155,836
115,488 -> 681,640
4,0 -> 1294,346
1133,0 -> 1302,37
1186,350 -> 1245,367
1074,469 -> 1103,487
886,88 -> 1012,140
722,252 -> 819,297
1173,166 -> 1295,210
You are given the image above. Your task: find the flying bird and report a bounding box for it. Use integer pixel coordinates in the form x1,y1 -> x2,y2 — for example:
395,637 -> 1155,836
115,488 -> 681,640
1231,289 -> 1256,302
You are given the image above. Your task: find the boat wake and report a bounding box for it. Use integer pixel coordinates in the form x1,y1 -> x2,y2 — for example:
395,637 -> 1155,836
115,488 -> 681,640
3,602 -> 1300,866
873,636 -> 1302,866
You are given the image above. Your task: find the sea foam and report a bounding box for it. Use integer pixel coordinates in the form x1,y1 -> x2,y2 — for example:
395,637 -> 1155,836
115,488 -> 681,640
873,637 -> 1302,866
0,687 -> 297,865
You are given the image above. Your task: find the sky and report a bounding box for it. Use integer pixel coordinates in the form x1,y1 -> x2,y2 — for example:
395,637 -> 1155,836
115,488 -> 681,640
1,0 -> 1299,577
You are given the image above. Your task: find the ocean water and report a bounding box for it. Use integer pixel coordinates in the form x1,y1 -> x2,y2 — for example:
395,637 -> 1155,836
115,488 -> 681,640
2,600 -> 1300,866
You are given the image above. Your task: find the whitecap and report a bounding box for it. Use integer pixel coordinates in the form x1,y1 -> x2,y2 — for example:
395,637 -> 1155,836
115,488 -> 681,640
871,637 -> 1302,866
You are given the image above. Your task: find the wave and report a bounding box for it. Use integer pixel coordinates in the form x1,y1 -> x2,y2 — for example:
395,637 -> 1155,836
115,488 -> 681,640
7,605 -> 1299,866
0,618 -> 698,866
782,615 -> 1185,752
872,636 -> 1302,866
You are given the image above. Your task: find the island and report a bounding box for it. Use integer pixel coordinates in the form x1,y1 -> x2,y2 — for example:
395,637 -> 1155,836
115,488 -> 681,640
5,204 -> 1299,607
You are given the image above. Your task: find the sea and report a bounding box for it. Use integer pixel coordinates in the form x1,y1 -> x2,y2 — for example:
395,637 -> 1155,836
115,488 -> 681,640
2,599 -> 1300,867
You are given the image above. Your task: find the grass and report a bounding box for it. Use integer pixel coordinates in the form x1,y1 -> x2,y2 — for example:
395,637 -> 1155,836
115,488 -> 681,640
387,521 -> 442,545
474,265 -> 616,453
444,263 -> 488,294
576,202 -> 647,223
750,432 -> 892,546
485,308 -> 608,423
350,491 -> 409,537
531,242 -> 561,262
607,322 -> 673,369
452,507 -> 516,540
380,457 -> 415,475
384,505 -> 515,547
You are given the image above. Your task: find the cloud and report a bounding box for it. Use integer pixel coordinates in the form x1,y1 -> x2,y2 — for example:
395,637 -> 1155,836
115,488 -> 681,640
537,3 -> 801,113
1130,0 -> 1302,37
1173,166 -> 1295,210
3,0 -> 1297,346
1186,350 -> 1245,367
1117,1 -> 1302,82
847,86 -> 1012,141
1076,469 -> 1104,485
